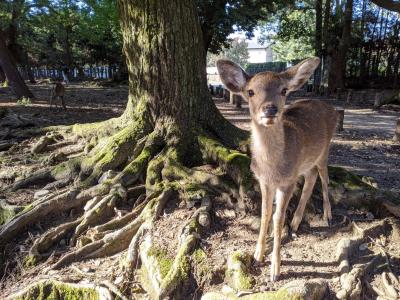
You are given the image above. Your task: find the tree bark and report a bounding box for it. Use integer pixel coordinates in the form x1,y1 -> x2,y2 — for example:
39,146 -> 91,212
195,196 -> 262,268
370,0 -> 400,12
0,30 -> 33,98
328,0 -> 353,92
0,66 -> 5,83
314,0 -> 323,90
321,0 -> 332,88
117,0 -> 243,148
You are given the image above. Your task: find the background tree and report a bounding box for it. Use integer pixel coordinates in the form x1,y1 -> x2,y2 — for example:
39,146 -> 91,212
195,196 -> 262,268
197,0 -> 293,53
0,29 -> 33,98
207,37 -> 250,67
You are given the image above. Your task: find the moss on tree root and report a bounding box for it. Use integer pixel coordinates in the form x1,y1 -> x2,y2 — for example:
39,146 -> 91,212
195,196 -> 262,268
225,251 -> 254,291
0,200 -> 23,225
7,280 -> 104,300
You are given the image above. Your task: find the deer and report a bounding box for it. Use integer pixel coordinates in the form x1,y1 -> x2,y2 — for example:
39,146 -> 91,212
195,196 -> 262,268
49,82 -> 66,110
217,57 -> 338,282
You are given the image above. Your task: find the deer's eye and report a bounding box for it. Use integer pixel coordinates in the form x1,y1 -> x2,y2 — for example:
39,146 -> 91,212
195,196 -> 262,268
281,88 -> 288,96
247,89 -> 255,97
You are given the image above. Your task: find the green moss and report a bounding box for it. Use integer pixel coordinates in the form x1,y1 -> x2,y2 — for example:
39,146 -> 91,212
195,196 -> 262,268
231,250 -> 252,266
147,246 -> 173,279
328,166 -> 375,191
24,255 -> 38,268
0,206 -> 17,225
0,200 -> 25,225
51,157 -> 82,180
226,251 -> 254,291
192,248 -> 211,281
15,281 -> 99,300
202,290 -> 303,300
198,135 -> 253,191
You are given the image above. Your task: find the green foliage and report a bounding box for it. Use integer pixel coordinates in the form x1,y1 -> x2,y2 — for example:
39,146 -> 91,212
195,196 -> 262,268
245,62 -> 287,75
207,37 -> 249,67
259,5 -> 315,62
17,97 -> 32,105
197,0 -> 294,53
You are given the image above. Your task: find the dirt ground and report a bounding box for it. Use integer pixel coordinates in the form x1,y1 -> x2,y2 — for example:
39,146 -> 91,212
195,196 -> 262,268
0,83 -> 399,299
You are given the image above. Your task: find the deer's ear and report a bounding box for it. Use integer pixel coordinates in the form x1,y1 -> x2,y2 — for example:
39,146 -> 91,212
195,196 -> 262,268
281,57 -> 320,92
217,59 -> 250,93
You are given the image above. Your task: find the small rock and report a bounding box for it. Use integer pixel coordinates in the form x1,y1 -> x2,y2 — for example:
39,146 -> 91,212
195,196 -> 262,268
259,285 -> 268,292
82,267 -> 95,273
198,211 -> 211,227
221,285 -> 234,294
291,232 -> 298,238
114,275 -> 124,285
319,233 -> 327,239
366,212 -> 374,220
59,239 -> 66,246
34,189 -> 50,199
186,199 -> 197,209
98,170 -> 118,184
358,243 -> 368,251
94,260 -> 101,266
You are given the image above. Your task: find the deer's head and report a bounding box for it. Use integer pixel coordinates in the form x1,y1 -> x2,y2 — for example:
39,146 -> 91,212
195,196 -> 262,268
217,57 -> 320,127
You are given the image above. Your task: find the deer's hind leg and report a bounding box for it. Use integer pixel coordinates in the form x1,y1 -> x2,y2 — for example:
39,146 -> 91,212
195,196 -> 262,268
60,95 -> 67,110
317,163 -> 332,226
290,167 -> 318,232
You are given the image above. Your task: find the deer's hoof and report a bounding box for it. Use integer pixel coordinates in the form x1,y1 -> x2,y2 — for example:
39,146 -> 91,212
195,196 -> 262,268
270,274 -> 280,282
323,216 -> 332,227
270,257 -> 281,282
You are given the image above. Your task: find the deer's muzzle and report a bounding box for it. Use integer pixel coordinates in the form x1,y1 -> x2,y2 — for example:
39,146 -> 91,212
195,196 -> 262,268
262,105 -> 278,118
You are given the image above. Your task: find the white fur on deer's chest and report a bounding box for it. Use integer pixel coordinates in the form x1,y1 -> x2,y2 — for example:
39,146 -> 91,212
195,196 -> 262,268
250,127 -> 297,184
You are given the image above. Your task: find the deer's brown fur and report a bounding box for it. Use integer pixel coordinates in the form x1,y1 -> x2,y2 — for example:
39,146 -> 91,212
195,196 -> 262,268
49,82 -> 66,110
217,57 -> 338,282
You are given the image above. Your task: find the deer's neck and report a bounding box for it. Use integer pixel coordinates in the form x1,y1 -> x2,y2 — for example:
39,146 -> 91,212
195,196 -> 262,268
251,120 -> 285,161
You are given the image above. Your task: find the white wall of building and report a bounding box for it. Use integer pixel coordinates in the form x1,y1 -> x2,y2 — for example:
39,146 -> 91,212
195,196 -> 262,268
248,47 -> 273,63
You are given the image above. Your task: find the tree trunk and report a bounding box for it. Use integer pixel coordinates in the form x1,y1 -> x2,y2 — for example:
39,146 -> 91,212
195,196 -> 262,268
63,26 -> 74,81
22,51 -> 36,83
314,0 -> 323,90
328,0 -> 353,92
0,66 -> 5,83
0,30 -> 33,98
118,0 -> 241,148
321,0 -> 332,89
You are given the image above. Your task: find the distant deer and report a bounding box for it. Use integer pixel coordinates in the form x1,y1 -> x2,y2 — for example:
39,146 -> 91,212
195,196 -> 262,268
217,57 -> 338,281
49,82 -> 66,110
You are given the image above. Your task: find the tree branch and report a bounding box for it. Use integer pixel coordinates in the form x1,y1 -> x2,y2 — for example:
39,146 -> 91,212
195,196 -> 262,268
370,0 -> 400,12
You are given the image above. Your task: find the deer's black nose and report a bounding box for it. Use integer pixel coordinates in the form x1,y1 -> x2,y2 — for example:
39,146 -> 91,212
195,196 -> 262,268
262,105 -> 278,117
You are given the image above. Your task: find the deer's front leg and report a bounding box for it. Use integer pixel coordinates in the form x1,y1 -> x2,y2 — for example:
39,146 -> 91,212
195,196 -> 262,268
254,182 -> 274,263
271,184 -> 295,282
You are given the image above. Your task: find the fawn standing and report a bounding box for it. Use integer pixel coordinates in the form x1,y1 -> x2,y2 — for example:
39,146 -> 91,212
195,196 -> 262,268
217,57 -> 338,281
49,82 -> 66,110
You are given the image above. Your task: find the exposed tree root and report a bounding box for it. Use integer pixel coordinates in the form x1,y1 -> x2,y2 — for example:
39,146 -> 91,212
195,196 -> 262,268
5,279 -> 112,300
198,135 -> 253,195
0,199 -> 24,226
336,220 -> 388,274
3,111 -> 399,300
51,189 -> 175,269
335,219 -> 398,300
28,217 -> 84,264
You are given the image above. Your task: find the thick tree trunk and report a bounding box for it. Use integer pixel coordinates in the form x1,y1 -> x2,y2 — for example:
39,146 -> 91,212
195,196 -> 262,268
328,0 -> 353,92
0,31 -> 33,98
118,0 -> 243,148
